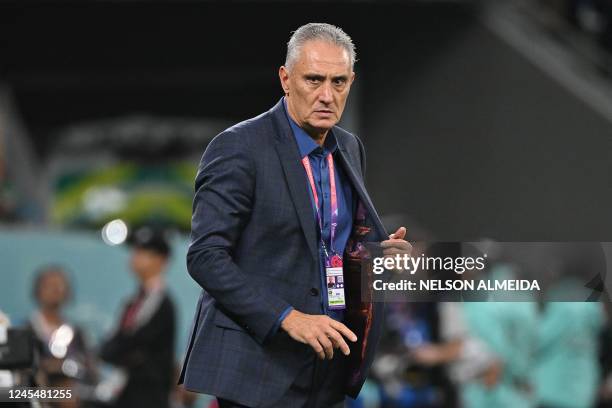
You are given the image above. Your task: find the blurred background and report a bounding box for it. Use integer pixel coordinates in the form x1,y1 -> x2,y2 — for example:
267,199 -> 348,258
0,0 -> 611,407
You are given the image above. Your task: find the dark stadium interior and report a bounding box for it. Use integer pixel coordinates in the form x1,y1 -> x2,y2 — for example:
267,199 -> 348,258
3,1 -> 610,241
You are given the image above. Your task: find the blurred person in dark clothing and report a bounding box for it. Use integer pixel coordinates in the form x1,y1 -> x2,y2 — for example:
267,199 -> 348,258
100,228 -> 176,408
28,265 -> 95,407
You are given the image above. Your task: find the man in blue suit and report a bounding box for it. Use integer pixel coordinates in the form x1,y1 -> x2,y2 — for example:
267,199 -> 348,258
179,23 -> 411,407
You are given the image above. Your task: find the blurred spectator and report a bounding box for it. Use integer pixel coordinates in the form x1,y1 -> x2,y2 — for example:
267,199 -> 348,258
100,228 -> 176,408
461,300 -> 538,408
27,265 -> 95,407
534,301 -> 605,408
412,266 -> 539,408
530,245 -> 607,408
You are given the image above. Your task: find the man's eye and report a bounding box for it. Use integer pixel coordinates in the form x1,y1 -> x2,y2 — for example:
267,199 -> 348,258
333,79 -> 346,86
307,77 -> 320,84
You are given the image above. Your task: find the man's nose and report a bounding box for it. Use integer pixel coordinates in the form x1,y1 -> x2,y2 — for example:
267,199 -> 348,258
318,82 -> 333,104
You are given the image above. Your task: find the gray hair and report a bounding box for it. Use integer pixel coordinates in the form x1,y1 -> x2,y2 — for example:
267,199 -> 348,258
285,23 -> 356,71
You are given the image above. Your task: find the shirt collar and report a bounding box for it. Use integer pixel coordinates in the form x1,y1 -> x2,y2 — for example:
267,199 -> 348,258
283,97 -> 338,158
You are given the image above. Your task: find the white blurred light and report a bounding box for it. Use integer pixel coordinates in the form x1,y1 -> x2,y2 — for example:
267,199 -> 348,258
95,384 -> 114,402
102,219 -> 129,246
61,359 -> 79,378
50,344 -> 67,359
49,324 -> 75,359
94,366 -> 128,402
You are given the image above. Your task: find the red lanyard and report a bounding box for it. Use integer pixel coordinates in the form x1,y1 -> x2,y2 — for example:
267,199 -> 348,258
301,153 -> 338,254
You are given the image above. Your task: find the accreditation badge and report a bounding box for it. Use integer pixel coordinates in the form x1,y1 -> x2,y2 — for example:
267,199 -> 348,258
326,253 -> 346,310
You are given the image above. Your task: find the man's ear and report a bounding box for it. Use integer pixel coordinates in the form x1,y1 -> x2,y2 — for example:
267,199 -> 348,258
279,66 -> 290,94
350,71 -> 356,85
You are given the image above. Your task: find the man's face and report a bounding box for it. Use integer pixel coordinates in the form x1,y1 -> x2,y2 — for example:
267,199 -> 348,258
280,40 -> 355,134
130,248 -> 165,283
38,272 -> 69,309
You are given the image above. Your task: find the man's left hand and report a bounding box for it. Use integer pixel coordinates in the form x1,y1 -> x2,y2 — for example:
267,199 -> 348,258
380,226 -> 412,257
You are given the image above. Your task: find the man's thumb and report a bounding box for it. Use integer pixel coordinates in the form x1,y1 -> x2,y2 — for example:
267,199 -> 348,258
389,226 -> 407,240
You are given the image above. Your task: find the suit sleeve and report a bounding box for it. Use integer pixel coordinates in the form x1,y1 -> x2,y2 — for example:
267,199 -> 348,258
187,130 -> 291,344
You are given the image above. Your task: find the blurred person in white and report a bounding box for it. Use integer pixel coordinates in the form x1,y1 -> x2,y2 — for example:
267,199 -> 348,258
412,265 -> 539,407
28,265 -> 95,407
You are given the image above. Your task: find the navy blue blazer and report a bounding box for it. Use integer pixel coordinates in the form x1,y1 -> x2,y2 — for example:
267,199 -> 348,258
178,98 -> 388,407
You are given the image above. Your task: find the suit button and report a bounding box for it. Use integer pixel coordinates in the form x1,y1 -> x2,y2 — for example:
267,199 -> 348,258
310,288 -> 319,296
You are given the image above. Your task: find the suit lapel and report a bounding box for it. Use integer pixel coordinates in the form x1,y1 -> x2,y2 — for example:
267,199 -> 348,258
270,100 -> 319,262
269,97 -> 387,261
336,141 -> 388,241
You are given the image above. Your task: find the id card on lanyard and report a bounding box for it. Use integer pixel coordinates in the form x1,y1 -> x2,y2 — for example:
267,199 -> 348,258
302,153 -> 346,310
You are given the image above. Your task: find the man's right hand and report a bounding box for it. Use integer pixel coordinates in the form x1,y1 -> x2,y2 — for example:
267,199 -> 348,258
280,309 -> 357,360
